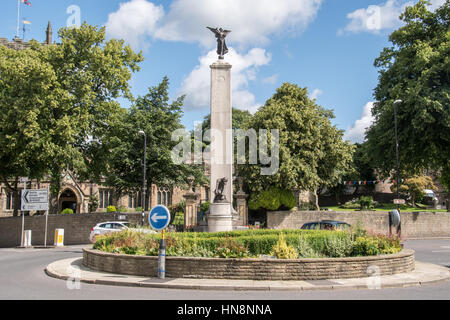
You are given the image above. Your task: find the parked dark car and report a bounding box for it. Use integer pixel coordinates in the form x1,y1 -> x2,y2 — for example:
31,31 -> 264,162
300,220 -> 351,231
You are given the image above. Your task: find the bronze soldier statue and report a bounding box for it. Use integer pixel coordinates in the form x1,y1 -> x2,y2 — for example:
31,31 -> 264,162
214,177 -> 228,203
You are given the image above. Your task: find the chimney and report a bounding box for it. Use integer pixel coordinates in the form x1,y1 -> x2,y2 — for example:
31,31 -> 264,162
46,21 -> 52,45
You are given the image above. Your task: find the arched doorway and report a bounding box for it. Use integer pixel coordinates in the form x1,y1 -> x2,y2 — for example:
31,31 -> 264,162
59,189 -> 78,213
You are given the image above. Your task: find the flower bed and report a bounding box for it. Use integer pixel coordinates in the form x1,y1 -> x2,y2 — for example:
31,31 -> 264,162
86,229 -> 413,280
93,229 -> 402,259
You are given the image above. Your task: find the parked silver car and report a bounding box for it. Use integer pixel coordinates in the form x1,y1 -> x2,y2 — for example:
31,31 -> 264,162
89,221 -> 155,243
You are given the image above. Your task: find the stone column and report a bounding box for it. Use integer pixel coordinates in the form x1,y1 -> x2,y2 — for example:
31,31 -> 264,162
208,60 -> 234,232
209,60 -> 233,202
183,176 -> 198,229
233,178 -> 248,227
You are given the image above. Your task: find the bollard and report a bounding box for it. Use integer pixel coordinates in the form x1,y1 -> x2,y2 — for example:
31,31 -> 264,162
22,230 -> 32,247
54,229 -> 64,247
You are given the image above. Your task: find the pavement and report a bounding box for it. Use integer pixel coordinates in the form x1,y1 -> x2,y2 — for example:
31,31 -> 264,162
45,257 -> 450,292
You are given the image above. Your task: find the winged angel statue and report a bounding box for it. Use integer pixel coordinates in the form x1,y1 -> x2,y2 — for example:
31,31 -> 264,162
207,27 -> 231,59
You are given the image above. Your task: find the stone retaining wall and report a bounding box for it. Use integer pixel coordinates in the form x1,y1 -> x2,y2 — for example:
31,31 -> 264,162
83,248 -> 415,280
0,212 -> 148,248
267,210 -> 450,239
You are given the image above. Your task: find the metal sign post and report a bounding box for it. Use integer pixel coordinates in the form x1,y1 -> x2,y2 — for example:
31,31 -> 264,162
44,185 -> 49,247
149,205 -> 171,279
20,177 -> 27,247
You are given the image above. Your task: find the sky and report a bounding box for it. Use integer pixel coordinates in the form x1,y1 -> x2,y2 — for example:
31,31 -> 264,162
0,0 -> 446,143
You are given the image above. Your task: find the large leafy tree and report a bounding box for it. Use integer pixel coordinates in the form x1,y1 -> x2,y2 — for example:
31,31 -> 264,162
365,1 -> 450,208
0,23 -> 143,214
328,142 -> 378,203
0,46 -> 62,215
102,77 -> 206,210
238,83 -> 354,209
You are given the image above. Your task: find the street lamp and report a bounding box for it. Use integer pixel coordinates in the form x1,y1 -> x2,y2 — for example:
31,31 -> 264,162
393,99 -> 402,210
138,130 -> 147,225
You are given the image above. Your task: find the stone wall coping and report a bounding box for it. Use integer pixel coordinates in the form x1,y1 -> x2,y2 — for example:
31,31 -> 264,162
83,247 -> 414,263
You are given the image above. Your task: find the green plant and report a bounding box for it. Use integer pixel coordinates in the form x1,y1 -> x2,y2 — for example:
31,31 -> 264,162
94,228 -> 402,259
200,201 -> 210,213
215,236 -> 250,258
270,233 -> 298,259
296,236 -> 323,258
340,199 -> 360,210
323,232 -> 354,257
88,195 -> 99,213
135,206 -> 143,212
106,205 -> 117,213
60,208 -> 74,215
117,206 -> 128,213
248,187 -> 296,211
359,196 -> 374,210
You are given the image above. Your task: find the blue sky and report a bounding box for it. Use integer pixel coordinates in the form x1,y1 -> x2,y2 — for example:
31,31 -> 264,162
0,0 -> 445,142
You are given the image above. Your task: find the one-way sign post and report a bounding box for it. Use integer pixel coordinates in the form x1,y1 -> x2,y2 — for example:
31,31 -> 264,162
149,205 -> 171,279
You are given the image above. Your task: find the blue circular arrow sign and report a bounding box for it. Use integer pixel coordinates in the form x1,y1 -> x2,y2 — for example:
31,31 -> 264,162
149,205 -> 171,231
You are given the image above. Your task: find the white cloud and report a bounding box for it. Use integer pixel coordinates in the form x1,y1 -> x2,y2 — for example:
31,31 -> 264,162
339,0 -> 412,35
428,0 -> 446,10
105,0 -> 164,49
344,102 -> 375,143
153,0 -> 323,47
178,47 -> 271,112
339,0 -> 446,35
262,74 -> 279,85
310,88 -> 323,100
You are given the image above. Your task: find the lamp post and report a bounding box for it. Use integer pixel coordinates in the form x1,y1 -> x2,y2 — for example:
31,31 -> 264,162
393,99 -> 402,210
138,130 -> 147,226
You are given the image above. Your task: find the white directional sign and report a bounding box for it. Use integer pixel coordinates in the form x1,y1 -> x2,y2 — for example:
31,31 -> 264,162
21,189 -> 49,211
393,199 -> 405,205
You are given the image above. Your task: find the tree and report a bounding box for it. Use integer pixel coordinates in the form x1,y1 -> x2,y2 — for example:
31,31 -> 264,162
0,23 -> 144,214
392,175 -> 437,206
102,77 -> 206,210
328,142 -> 378,204
0,46 -> 59,215
365,1 -> 450,209
238,83 -> 355,209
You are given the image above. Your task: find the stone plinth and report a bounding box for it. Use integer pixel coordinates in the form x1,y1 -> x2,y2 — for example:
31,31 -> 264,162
208,202 -> 233,232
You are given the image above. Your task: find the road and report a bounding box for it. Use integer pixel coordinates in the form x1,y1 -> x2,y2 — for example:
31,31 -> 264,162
0,239 -> 449,300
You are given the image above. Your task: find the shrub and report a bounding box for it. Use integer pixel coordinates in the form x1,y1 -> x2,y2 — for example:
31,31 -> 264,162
61,208 -> 74,215
270,234 -> 298,259
88,196 -> 99,213
359,196 -> 374,210
117,206 -> 128,213
216,236 -> 250,258
94,228 -> 401,259
248,187 -> 296,211
201,201 -> 210,213
169,200 -> 185,215
279,189 -> 296,210
296,237 -> 323,258
323,232 -> 354,257
340,199 -> 360,210
107,206 -> 117,213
